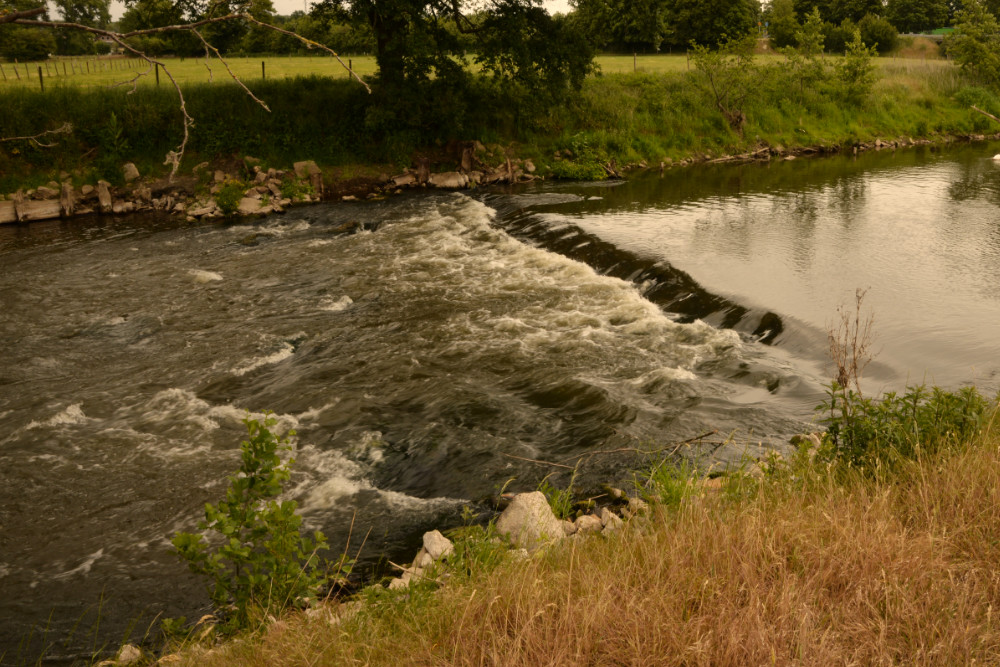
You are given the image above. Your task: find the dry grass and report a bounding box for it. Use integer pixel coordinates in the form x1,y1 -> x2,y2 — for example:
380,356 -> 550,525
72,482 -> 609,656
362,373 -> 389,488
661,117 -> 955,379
172,424 -> 1000,667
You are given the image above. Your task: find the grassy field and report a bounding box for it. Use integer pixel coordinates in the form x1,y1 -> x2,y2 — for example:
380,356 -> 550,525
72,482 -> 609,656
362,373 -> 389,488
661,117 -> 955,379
0,54 -> 376,90
0,52 -> 953,91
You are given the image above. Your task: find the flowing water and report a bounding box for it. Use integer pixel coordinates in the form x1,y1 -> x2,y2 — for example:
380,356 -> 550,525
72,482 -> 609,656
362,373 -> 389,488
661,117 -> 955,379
2,143 -> 1000,662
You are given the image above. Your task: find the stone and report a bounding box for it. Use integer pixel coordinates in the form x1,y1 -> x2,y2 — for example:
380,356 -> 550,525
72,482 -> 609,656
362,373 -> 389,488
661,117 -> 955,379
393,173 -> 416,188
254,170 -> 268,184
188,200 -> 218,217
626,497 -> 649,517
523,159 -> 536,174
122,162 -> 140,183
34,186 -> 58,200
562,520 -> 578,536
60,182 -> 75,217
600,507 -> 623,533
192,161 -> 210,174
115,643 -> 142,665
237,197 -> 263,216
135,186 -> 151,204
214,170 -> 226,183
574,514 -> 603,535
428,172 -> 468,189
81,184 -> 95,197
496,491 -> 565,550
423,530 -> 454,561
342,195 -> 359,202
292,160 -> 321,179
97,181 -> 113,213
413,547 -> 434,570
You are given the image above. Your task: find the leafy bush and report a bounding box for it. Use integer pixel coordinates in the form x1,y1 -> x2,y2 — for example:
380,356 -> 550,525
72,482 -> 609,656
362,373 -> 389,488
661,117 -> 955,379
817,383 -> 992,468
946,0 -> 1000,87
858,14 -> 899,55
836,30 -> 879,103
172,415 -> 329,632
214,180 -> 247,216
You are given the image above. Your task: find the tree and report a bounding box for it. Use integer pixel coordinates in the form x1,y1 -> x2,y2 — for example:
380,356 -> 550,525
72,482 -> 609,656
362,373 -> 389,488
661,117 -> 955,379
945,0 -> 1000,85
52,0 -> 110,54
767,0 -> 801,48
666,0 -> 758,47
858,12 -> 898,52
571,0 -> 671,52
793,0 -> 882,25
886,0 -> 950,32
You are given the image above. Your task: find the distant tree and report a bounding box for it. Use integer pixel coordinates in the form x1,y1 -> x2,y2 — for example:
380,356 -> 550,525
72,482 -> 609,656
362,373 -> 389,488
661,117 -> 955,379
886,0 -> 950,31
571,0 -> 670,52
794,0 -> 881,25
946,0 -> 1000,85
0,0 -> 55,59
666,0 -> 757,47
767,0 -> 801,47
53,0 -> 110,54
858,12 -> 898,51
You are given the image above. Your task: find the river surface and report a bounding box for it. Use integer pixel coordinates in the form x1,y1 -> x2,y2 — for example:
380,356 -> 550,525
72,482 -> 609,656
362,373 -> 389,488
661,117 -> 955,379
3,143 -> 1000,663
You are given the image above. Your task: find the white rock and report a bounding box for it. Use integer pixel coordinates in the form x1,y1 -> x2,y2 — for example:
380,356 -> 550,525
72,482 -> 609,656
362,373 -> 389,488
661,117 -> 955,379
237,197 -> 263,216
574,514 -> 603,535
413,547 -> 434,570
115,643 -> 142,665
600,507 -> 623,533
496,491 -> 564,550
428,171 -> 469,189
122,162 -> 140,183
562,520 -> 578,536
423,530 -> 454,561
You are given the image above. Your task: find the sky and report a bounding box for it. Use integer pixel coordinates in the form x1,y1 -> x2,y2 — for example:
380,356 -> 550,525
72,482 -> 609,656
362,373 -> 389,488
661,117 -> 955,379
106,0 -> 574,21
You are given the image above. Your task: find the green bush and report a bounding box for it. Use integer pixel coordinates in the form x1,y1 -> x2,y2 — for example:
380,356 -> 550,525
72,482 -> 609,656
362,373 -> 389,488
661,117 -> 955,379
817,383 -> 992,468
214,180 -> 247,216
858,14 -> 899,55
172,415 -> 329,632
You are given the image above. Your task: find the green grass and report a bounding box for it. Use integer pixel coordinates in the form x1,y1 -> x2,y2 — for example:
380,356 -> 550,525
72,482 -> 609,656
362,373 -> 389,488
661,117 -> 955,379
0,55 -> 376,91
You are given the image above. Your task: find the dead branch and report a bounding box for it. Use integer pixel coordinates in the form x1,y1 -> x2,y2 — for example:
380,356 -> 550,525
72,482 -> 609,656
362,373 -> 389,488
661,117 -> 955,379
0,122 -> 73,148
500,430 -> 722,470
9,12 -> 370,178
972,105 -> 1000,124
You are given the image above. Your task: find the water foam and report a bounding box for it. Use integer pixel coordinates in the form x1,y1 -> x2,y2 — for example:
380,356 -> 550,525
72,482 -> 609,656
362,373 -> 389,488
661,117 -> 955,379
232,341 -> 296,376
189,269 -> 223,283
25,404 -> 90,430
319,296 -> 353,312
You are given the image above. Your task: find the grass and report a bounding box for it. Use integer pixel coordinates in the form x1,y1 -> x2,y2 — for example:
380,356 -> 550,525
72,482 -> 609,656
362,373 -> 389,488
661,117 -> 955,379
162,405 -> 1000,666
0,55 -> 376,91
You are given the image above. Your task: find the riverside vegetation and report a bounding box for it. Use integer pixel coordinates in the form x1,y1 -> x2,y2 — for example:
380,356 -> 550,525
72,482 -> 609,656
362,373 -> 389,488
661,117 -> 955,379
2,34 -> 1000,198
130,294 -> 1000,666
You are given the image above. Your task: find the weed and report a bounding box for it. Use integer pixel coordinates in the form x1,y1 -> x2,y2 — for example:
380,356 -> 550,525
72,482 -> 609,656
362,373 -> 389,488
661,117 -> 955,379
537,470 -> 577,520
214,180 -> 246,217
172,415 -> 329,633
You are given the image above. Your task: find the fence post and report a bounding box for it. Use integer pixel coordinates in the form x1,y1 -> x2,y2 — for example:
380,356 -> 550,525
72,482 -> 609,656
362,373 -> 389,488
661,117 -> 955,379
86,60 -> 90,73
155,63 -> 160,86
348,58 -> 352,78
0,64 -> 5,81
261,60 -> 265,80
38,66 -> 44,91
13,62 -> 20,80
62,61 -> 67,76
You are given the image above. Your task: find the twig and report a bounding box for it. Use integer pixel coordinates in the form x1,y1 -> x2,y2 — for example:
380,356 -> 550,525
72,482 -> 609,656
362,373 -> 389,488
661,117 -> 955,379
192,28 -> 270,112
501,430 -> 720,469
501,453 -> 575,469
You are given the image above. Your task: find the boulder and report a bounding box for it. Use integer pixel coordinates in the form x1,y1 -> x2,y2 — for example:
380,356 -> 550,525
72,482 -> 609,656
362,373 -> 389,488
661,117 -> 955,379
122,162 -> 140,183
213,170 -> 226,183
428,172 -> 468,189
600,507 -> 623,533
573,514 -> 603,535
392,173 -> 416,188
115,644 -> 142,665
496,491 -> 564,550
0,200 -> 15,224
423,530 -> 454,561
237,197 -> 263,216
34,186 -> 58,200
293,160 -> 321,179
97,180 -> 113,213
81,184 -> 95,198
60,182 -> 75,217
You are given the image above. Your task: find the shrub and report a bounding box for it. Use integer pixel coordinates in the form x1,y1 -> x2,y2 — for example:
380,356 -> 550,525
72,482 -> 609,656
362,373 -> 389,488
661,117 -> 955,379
858,14 -> 899,54
836,30 -> 879,103
817,383 -> 991,468
172,415 -> 329,632
214,180 -> 247,217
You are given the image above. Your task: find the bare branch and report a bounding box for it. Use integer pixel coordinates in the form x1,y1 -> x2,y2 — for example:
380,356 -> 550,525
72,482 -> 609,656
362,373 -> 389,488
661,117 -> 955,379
192,28 -> 270,112
8,13 -> 370,179
0,122 -> 73,148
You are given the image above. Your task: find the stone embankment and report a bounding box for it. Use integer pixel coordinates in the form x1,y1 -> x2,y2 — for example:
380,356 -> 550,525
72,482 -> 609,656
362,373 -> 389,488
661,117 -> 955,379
0,142 -> 540,226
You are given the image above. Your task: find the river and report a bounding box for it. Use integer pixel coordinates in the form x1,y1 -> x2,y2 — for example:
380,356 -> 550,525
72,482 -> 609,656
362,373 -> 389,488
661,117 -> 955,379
2,143 -> 999,663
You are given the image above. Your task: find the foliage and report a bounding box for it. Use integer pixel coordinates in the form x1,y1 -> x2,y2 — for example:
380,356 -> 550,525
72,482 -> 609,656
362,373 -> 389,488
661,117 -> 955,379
782,8 -> 826,98
95,112 -> 129,184
172,416 -> 329,632
570,0 -> 671,52
945,0 -> 1000,87
643,457 -> 698,507
537,473 -> 576,520
0,25 -> 56,61
548,133 -> 611,181
836,29 -> 879,103
858,13 -> 899,54
767,0 -> 800,49
793,0 -> 882,26
817,382 -> 992,468
886,0 -> 950,33
667,0 -> 758,47
690,33 -> 761,131
823,18 -> 858,53
214,179 -> 247,216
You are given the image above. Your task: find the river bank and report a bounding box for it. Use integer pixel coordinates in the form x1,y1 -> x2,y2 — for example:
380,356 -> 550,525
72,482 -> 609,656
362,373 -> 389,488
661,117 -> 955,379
4,128 -> 999,227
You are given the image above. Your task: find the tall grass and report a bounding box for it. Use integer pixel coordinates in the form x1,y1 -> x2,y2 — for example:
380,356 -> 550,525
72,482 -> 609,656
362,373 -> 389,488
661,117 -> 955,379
172,410 -> 1000,666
